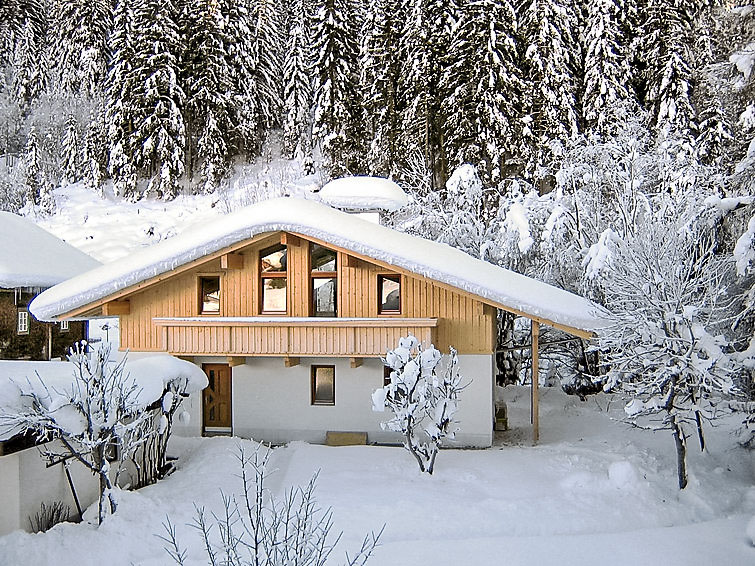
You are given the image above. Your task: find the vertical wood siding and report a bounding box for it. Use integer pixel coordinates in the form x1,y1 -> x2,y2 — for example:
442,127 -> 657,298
120,233 -> 495,355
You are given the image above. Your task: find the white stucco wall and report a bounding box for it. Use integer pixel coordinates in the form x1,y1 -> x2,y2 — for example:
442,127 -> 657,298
182,354 -> 494,448
0,441 -> 100,536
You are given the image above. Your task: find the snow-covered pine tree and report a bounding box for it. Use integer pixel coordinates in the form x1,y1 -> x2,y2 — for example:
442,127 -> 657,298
52,0 -> 111,97
222,0 -> 259,157
518,0 -> 581,181
581,0 -> 634,136
61,113 -> 80,185
396,0 -> 451,189
252,0 -> 284,139
22,126 -> 41,207
106,0 -> 139,199
440,0 -> 524,184
360,0 -> 404,177
311,0 -> 365,176
12,17 -> 45,112
636,0 -> 697,139
83,97 -> 107,194
131,0 -> 186,200
180,0 -> 232,193
282,0 -> 313,161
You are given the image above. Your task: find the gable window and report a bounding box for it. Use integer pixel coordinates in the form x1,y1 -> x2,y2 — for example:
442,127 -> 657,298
378,274 -> 401,314
199,276 -> 221,314
260,244 -> 287,313
310,243 -> 337,317
60,320 -> 69,333
17,310 -> 29,335
311,365 -> 335,405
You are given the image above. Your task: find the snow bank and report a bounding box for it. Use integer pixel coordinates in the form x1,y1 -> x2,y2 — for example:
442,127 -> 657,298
318,176 -> 409,212
30,197 -> 609,334
0,211 -> 101,288
0,355 -> 207,441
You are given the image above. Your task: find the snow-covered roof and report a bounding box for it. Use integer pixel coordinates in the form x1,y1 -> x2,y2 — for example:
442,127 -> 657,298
0,211 -> 102,289
318,176 -> 409,212
30,198 -> 609,334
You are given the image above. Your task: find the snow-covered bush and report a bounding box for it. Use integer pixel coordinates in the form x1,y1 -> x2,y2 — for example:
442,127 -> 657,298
161,443 -> 382,566
372,335 -> 464,475
597,213 -> 747,489
0,343 -> 208,523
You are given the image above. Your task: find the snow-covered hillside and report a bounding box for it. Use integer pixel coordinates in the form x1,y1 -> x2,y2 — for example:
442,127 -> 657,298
0,387 -> 752,566
33,156 -> 318,263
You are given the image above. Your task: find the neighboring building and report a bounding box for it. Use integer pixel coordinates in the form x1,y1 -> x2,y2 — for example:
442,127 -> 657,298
31,192 -> 606,447
0,212 -> 101,360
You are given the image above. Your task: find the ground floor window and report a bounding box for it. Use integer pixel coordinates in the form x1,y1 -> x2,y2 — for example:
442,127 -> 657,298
17,310 -> 29,334
311,365 -> 335,405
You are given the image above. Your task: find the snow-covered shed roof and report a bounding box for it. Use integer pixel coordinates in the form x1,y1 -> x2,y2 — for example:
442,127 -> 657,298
318,176 -> 409,212
30,198 -> 609,336
0,211 -> 101,289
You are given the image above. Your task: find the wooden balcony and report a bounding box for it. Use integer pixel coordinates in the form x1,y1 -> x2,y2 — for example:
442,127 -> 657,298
152,317 -> 439,357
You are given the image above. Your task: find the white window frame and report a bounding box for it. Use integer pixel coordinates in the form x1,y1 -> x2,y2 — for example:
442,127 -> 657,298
60,320 -> 69,332
17,310 -> 29,335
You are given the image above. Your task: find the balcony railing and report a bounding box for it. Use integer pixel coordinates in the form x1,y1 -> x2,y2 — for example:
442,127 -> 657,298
152,317 -> 438,357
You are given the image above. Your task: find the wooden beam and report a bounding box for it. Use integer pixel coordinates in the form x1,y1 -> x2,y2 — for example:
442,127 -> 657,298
350,357 -> 362,368
342,254 -> 359,268
281,232 -> 301,247
227,356 -> 245,367
284,356 -> 300,367
531,320 -> 540,445
220,253 -> 244,270
102,300 -> 130,316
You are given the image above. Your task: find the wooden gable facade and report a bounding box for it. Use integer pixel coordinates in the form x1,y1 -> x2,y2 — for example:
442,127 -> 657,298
91,231 -> 497,359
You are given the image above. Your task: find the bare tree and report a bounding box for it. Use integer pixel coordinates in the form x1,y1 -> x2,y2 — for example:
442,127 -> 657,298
161,443 -> 382,566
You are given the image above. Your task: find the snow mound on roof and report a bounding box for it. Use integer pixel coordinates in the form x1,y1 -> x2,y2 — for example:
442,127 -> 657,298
0,354 -> 207,441
0,211 -> 101,288
318,176 -> 408,212
30,197 -> 609,334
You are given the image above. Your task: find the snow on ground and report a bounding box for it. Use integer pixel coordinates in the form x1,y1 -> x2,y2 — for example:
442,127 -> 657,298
35,149 -> 315,264
1,386 -> 752,566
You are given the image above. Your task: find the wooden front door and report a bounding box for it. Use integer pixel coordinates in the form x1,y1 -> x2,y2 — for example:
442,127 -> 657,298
202,364 -> 232,432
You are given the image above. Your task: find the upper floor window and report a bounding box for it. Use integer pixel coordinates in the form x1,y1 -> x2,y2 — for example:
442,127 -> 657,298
260,244 -> 287,314
17,310 -> 29,335
310,244 -> 337,317
378,275 -> 401,314
199,276 -> 220,314
60,320 -> 69,333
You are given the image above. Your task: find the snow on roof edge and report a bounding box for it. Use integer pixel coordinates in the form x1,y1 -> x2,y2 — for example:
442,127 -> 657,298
30,198 -> 609,334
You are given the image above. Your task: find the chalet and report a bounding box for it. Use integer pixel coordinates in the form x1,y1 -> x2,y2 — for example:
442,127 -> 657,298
30,190 -> 607,447
0,212 -> 100,361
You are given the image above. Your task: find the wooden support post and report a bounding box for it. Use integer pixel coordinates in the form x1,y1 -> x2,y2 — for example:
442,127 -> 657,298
47,324 -> 52,361
350,357 -> 362,368
531,320 -> 540,445
284,356 -> 300,367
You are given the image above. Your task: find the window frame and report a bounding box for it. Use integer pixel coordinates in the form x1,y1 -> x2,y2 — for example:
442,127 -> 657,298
17,310 -> 29,335
259,244 -> 288,315
311,365 -> 336,406
377,274 -> 401,315
60,320 -> 69,333
310,243 -> 338,317
198,275 -> 222,315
